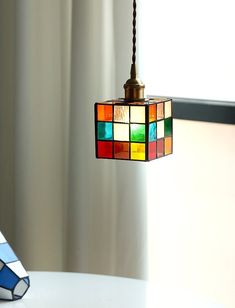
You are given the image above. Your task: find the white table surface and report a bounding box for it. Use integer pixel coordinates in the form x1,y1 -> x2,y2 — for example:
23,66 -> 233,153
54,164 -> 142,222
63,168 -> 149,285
0,272 -> 222,308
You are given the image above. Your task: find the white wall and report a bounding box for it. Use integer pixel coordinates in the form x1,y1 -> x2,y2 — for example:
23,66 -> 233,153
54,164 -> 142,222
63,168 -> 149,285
147,119 -> 235,307
139,0 -> 235,101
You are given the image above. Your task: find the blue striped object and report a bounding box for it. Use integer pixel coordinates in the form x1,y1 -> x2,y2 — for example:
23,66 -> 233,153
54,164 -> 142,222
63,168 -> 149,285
0,231 -> 30,301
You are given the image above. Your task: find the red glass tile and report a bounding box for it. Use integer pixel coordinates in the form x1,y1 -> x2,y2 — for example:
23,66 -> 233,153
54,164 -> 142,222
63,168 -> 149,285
114,142 -> 129,159
149,142 -> 157,160
157,139 -> 164,158
97,105 -> 113,122
97,141 -> 113,158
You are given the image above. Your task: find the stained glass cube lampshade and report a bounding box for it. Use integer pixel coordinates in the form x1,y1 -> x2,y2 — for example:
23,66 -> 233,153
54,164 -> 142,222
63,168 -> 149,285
0,231 -> 30,301
95,98 -> 173,161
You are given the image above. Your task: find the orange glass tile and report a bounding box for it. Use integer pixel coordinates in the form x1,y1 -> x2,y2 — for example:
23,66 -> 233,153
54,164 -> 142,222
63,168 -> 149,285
114,142 -> 129,159
114,106 -> 129,123
165,137 -> 172,155
157,103 -> 164,120
97,105 -> 113,122
131,143 -> 145,161
149,104 -> 156,122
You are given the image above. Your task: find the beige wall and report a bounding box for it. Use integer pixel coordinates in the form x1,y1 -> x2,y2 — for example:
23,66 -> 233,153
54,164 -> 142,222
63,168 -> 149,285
0,0 -> 15,242
147,119 -> 235,307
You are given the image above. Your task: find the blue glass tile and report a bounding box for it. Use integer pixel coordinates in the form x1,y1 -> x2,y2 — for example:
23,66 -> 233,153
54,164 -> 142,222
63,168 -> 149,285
24,277 -> 30,286
97,122 -> 113,140
0,243 -> 18,263
0,266 -> 19,289
149,123 -> 157,142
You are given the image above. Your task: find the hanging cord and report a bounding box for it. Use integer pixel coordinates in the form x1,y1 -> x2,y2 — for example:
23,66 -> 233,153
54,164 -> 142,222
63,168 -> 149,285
131,0 -> 137,78
124,0 -> 145,100
132,0 -> 137,65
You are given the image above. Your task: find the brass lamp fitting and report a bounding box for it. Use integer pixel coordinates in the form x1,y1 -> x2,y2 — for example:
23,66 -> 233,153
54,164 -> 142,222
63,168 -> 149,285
124,64 -> 145,101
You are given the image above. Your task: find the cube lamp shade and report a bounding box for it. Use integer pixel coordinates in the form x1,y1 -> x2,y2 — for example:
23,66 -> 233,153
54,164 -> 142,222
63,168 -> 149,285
0,231 -> 30,301
95,98 -> 173,161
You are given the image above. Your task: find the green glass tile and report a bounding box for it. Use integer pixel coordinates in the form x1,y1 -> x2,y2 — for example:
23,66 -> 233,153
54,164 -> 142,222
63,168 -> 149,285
149,123 -> 156,142
164,118 -> 172,137
97,122 -> 113,140
131,124 -> 146,142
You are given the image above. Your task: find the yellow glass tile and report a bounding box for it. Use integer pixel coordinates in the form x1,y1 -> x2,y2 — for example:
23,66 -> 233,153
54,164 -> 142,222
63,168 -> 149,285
114,106 -> 129,123
165,101 -> 172,118
131,143 -> 145,161
165,137 -> 172,155
130,106 -> 146,123
114,123 -> 129,141
157,121 -> 164,139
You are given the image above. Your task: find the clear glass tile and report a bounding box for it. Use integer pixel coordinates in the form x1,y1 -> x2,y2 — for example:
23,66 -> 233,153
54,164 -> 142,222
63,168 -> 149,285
114,123 -> 129,141
157,103 -> 164,120
157,121 -> 164,139
130,106 -> 146,123
114,106 -> 129,123
164,100 -> 172,118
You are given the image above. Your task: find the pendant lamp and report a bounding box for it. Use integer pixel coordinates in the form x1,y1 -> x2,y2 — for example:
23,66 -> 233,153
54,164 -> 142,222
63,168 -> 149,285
95,0 -> 173,161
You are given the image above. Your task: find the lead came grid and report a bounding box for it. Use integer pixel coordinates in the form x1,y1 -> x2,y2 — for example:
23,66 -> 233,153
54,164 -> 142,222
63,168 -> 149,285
95,99 -> 173,161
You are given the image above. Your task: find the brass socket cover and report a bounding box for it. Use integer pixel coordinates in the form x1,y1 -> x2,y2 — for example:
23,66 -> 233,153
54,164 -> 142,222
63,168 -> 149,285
124,79 -> 145,100
123,64 -> 145,101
